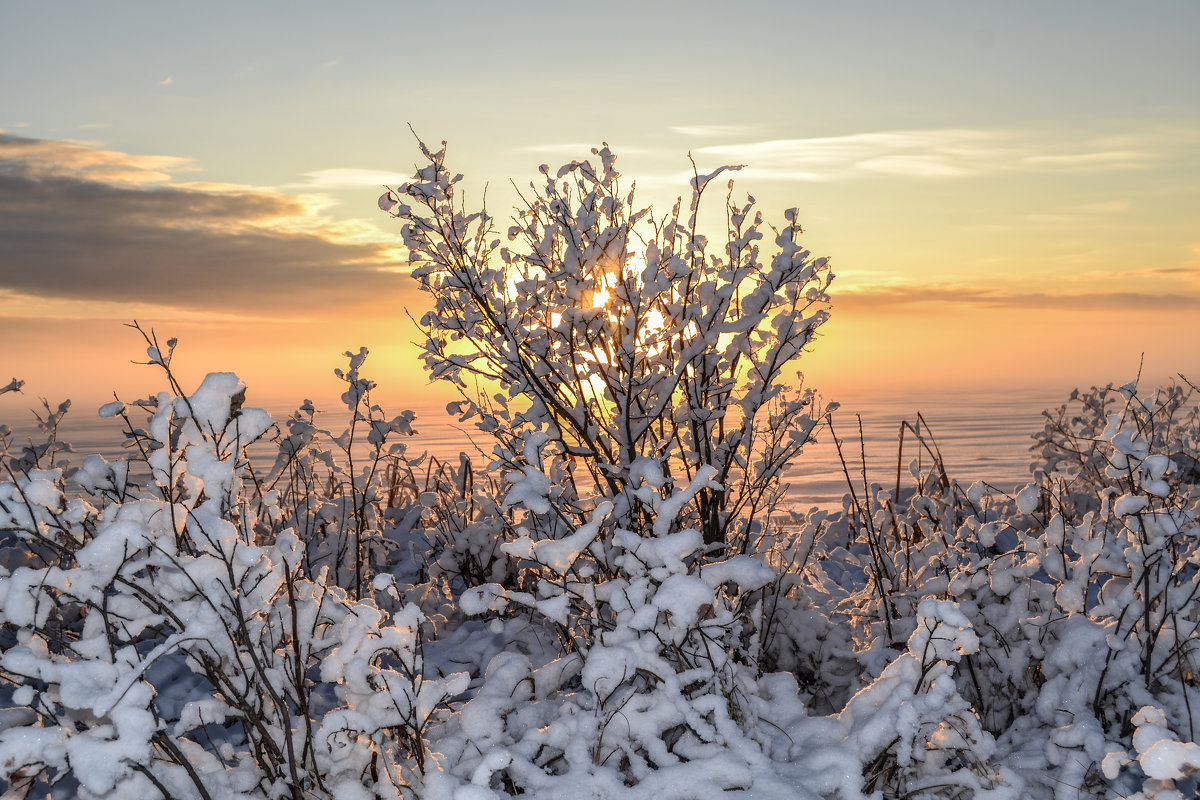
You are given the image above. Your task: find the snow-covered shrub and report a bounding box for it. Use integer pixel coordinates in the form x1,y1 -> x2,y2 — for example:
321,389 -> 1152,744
259,343 -> 417,598
753,510 -> 861,714
418,449 -> 780,793
0,332 -> 465,799
802,380 -> 1200,799
1,396 -> 73,478
842,600 -> 1016,799
1102,704 -> 1200,799
1033,381 -> 1200,520
408,451 -> 509,591
372,142 -> 845,794
1031,382 -> 1200,798
381,139 -> 834,552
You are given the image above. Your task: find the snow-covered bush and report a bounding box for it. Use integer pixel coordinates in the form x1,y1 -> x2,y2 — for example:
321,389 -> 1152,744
842,600 -> 1016,799
261,342 -> 417,597
380,139 -> 834,552
0,331 -> 466,799
426,473 -> 775,792
408,452 -> 509,591
797,380 -> 1200,799
374,142 -> 856,795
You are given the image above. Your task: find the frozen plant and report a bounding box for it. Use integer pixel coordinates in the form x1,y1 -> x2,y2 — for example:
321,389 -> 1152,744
381,139 -> 834,552
0,332 -> 461,800
840,600 -> 1017,799
431,459 -> 791,795
798,379 -> 1200,799
374,140 -> 841,795
259,346 -> 417,598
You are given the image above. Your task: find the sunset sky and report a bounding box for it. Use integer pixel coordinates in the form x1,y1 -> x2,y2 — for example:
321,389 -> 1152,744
2,1 -> 1198,420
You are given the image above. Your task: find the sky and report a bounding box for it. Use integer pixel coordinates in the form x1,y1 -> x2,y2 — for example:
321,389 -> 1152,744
1,1 -> 1198,421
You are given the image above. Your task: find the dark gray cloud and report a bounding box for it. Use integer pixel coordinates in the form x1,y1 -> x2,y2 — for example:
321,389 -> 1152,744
0,134 -> 405,313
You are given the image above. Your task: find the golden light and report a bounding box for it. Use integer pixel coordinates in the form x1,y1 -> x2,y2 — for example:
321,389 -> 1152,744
590,285 -> 612,308
624,251 -> 648,276
585,372 -> 610,399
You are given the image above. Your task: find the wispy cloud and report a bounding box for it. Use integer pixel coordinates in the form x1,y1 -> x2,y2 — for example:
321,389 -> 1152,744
0,134 -> 405,316
694,129 -> 999,181
519,143 -> 610,156
0,290 -> 293,324
1056,265 -> 1200,292
290,168 -> 404,189
1150,266 -> 1200,277
979,199 -> 1134,229
1021,151 -> 1148,170
856,154 -> 971,178
669,125 -> 750,138
158,75 -> 173,86
518,143 -> 653,157
692,128 -> 1197,182
836,280 -> 1200,311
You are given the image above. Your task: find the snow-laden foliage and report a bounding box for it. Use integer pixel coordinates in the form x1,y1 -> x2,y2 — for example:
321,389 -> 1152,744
1,146 -> 1198,799
0,328 -> 454,800
771,380 -> 1200,799
380,139 -> 833,552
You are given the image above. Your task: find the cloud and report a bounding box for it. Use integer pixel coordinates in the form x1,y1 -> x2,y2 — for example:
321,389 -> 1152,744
518,143 -> 612,157
692,128 -> 1196,182
1021,151 -> 1148,169
0,135 -> 194,186
669,125 -> 749,138
695,129 -> 1002,181
835,281 -> 1200,311
1002,199 -> 1134,227
0,134 -> 405,316
856,154 -> 971,178
1150,266 -> 1200,277
158,76 -> 173,86
1023,213 -> 1084,225
1065,265 -> 1200,284
0,290 -> 290,324
291,168 -> 404,189
518,143 -> 653,157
